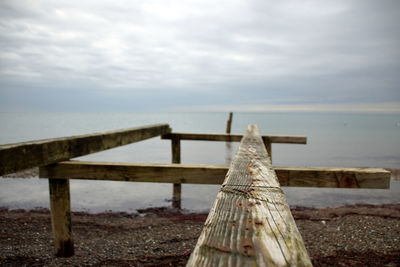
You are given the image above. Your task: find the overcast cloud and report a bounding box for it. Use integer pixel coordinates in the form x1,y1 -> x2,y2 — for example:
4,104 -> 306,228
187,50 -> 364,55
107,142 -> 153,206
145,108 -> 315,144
0,0 -> 399,112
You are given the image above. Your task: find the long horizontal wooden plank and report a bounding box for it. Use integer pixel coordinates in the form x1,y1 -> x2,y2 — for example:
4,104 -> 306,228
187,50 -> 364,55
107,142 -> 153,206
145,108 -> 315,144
0,124 -> 171,175
162,133 -> 307,144
187,125 -> 312,266
39,161 -> 390,189
39,161 -> 227,184
275,166 -> 390,189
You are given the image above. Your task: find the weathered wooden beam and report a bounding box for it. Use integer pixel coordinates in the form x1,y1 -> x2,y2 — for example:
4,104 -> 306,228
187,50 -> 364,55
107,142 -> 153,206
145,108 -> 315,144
39,161 -> 228,184
0,124 -> 171,175
276,166 -> 390,189
39,161 -> 390,189
172,136 -> 182,209
187,125 -> 312,266
162,132 -> 307,144
49,179 -> 74,257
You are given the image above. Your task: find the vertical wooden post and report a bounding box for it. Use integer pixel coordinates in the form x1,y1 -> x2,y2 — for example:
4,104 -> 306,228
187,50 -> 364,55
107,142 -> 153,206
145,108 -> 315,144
171,136 -> 181,209
225,112 -> 234,164
262,136 -> 272,162
265,141 -> 272,162
226,112 -> 233,134
49,178 -> 74,257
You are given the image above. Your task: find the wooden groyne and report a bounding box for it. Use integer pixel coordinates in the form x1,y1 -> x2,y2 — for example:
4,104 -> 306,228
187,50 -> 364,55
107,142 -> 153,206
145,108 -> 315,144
186,125 -> 312,266
0,122 -> 391,262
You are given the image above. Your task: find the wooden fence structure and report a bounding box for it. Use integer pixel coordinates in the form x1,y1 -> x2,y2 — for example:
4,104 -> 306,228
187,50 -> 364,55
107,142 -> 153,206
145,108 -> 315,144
0,122 -> 391,264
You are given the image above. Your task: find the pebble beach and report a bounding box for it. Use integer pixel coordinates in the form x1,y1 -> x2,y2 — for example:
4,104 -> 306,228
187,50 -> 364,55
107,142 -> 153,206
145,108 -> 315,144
1,204 -> 399,266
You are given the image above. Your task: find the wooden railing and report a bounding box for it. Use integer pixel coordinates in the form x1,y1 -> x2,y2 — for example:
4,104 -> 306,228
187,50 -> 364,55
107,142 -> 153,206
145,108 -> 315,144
0,124 -> 171,175
0,123 -> 391,261
41,161 -> 389,189
0,123 -> 171,257
161,132 -> 307,208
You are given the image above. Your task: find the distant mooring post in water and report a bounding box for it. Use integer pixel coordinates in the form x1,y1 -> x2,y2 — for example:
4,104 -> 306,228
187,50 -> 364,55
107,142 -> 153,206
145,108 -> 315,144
225,112 -> 233,164
226,112 -> 233,134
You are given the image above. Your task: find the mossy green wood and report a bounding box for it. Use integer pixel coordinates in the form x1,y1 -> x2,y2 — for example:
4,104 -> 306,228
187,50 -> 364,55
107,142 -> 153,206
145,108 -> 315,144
186,125 -> 312,267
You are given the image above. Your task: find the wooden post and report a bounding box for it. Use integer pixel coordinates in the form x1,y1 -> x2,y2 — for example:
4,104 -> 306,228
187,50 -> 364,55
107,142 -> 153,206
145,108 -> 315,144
171,136 -> 181,209
226,112 -> 233,134
187,125 -> 312,266
225,112 -> 234,164
262,136 -> 272,162
49,178 -> 74,257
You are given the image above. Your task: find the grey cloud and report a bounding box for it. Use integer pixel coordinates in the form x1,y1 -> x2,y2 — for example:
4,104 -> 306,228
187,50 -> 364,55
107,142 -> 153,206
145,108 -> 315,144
0,0 -> 399,111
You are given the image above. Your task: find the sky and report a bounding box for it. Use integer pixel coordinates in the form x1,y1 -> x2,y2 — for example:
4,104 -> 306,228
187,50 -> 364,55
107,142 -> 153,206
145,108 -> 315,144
0,0 -> 399,112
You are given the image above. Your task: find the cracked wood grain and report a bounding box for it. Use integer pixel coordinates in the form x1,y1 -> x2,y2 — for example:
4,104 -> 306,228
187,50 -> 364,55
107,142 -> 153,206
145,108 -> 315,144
38,161 -> 389,189
186,125 -> 312,267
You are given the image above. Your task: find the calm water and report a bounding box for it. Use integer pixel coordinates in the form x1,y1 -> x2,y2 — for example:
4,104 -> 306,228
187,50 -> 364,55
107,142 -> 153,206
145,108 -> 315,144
1,112 -> 399,212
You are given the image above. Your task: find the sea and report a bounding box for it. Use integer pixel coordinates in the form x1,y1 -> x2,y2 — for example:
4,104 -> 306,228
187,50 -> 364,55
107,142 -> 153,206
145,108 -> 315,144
0,112 -> 399,213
